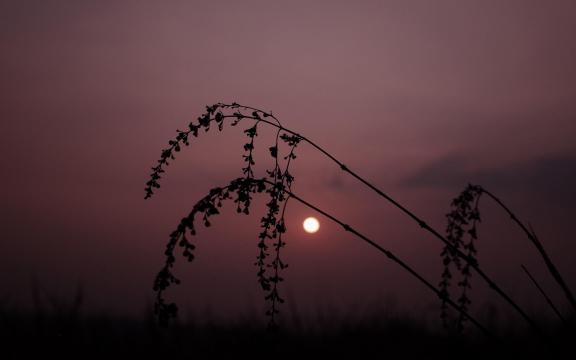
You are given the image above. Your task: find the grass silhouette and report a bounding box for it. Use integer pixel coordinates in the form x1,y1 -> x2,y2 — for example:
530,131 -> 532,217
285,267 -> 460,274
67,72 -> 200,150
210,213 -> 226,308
145,102 -> 574,341
439,184 -> 575,333
481,189 -> 576,313
4,296 -> 549,359
2,289 -> 567,358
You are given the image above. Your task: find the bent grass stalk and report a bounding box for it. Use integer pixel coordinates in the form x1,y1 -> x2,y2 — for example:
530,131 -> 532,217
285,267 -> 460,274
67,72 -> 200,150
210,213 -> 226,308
521,265 -> 567,325
441,186 -> 575,332
145,102 -> 541,335
153,176 -> 493,337
265,179 -> 493,337
481,189 -> 576,313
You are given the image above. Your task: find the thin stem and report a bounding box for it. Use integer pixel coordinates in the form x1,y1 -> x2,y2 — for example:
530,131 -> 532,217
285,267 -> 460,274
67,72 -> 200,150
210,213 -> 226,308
215,106 -> 540,334
521,265 -> 567,325
482,189 -> 576,314
252,178 -> 493,338
149,104 -> 541,334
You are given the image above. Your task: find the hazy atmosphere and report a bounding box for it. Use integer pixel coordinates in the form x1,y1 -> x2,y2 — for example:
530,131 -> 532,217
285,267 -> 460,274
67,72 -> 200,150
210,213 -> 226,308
2,0 -> 576,336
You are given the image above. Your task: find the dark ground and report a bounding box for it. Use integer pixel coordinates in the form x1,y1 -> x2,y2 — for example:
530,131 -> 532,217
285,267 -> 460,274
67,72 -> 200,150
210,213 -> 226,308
1,300 -> 572,359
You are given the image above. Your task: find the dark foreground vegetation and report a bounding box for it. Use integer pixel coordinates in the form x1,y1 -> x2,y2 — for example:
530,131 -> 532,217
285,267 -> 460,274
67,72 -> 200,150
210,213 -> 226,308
114,101 -> 576,358
145,103 -> 575,338
1,302 -> 572,359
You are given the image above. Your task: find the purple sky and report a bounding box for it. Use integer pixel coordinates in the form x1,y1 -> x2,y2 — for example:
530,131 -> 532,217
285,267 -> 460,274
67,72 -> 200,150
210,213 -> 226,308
2,0 -> 576,325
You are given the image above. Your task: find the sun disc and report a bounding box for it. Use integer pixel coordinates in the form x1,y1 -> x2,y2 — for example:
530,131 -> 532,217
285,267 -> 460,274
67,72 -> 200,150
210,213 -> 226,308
303,217 -> 320,233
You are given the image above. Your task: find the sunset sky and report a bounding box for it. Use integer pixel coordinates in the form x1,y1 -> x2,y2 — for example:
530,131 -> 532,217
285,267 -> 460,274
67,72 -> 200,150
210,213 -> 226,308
2,0 -> 575,325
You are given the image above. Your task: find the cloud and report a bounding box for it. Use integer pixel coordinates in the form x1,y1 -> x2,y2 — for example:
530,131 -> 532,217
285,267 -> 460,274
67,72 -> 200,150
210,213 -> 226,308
402,153 -> 576,205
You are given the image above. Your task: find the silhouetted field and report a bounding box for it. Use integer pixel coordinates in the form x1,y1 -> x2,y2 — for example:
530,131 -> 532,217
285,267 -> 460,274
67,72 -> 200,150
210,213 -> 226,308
1,301 -> 571,359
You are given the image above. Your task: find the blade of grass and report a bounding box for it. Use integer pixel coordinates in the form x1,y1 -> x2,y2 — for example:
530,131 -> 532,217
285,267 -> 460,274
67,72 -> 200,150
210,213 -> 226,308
225,109 -> 540,334
482,189 -> 576,314
147,103 -> 541,335
256,179 -> 495,338
521,265 -> 567,326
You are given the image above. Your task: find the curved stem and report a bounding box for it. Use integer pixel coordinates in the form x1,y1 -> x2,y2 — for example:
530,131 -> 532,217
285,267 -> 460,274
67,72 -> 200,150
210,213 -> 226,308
251,179 -> 493,338
216,108 -> 540,334
482,189 -> 576,314
149,104 -> 541,334
521,265 -> 567,325
157,177 -> 493,336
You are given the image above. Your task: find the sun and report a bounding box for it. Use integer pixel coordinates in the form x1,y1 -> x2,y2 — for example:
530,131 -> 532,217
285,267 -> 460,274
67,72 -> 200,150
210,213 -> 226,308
303,217 -> 320,234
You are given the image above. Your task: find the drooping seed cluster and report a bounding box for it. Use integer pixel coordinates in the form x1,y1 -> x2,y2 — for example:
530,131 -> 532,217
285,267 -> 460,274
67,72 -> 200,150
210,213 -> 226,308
439,184 -> 483,332
146,103 -> 301,327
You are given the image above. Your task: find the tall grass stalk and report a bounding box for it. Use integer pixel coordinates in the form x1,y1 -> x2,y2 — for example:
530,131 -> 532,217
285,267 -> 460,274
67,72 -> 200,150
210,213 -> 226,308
145,102 -> 541,335
154,176 -> 493,336
440,186 -> 575,332
521,265 -> 567,325
481,189 -> 576,313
